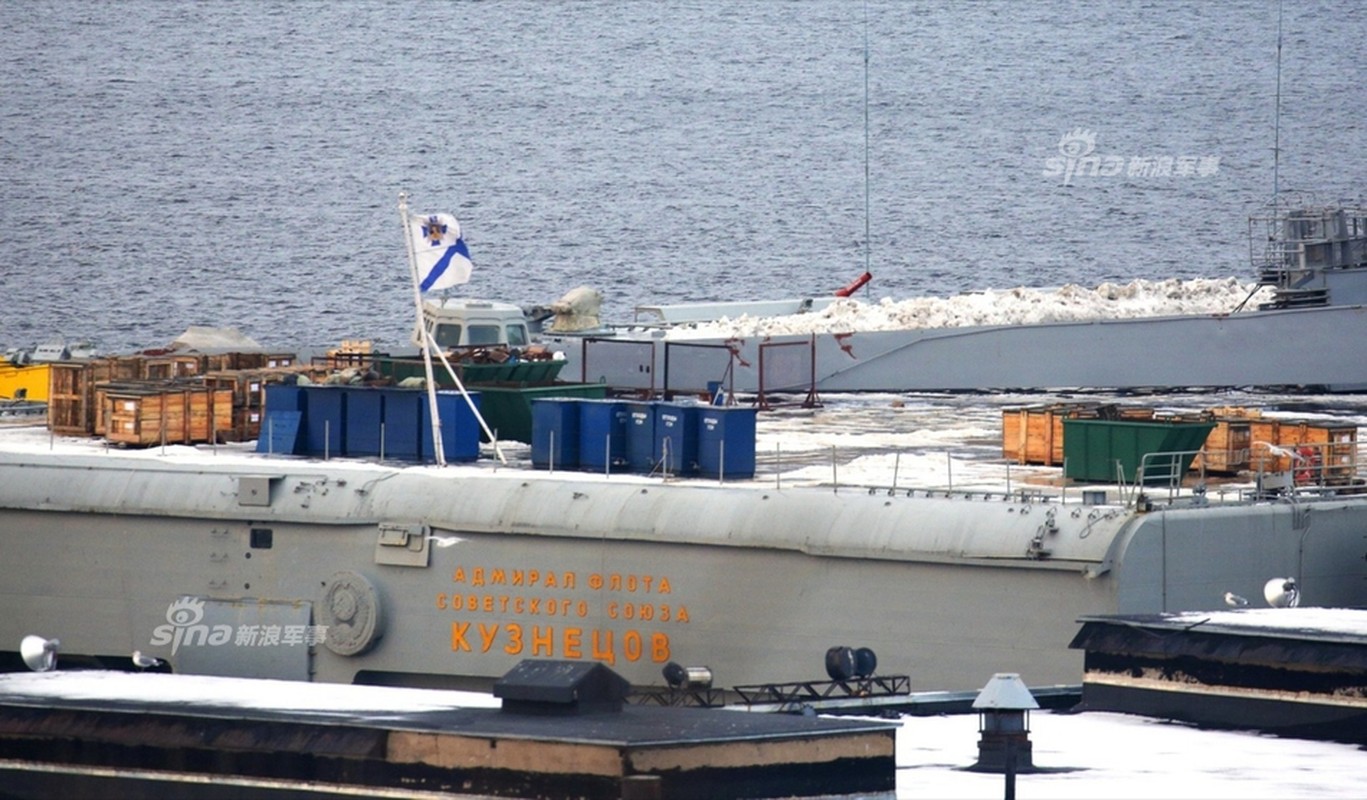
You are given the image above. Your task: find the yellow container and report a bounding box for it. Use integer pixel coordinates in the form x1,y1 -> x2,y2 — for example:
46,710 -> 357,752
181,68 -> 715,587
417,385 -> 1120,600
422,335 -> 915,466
0,359 -> 51,402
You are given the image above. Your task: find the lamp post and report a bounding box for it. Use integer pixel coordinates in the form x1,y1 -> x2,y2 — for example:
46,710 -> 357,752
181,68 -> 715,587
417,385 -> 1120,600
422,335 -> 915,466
969,672 -> 1040,799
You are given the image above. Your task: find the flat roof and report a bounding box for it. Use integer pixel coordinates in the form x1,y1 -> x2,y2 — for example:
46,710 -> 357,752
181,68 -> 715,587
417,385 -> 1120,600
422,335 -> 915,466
1075,608 -> 1367,645
0,671 -> 896,747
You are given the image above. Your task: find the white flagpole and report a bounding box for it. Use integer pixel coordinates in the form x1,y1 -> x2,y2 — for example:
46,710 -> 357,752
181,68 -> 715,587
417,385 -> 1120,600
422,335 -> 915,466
424,334 -> 508,465
399,191 -> 447,467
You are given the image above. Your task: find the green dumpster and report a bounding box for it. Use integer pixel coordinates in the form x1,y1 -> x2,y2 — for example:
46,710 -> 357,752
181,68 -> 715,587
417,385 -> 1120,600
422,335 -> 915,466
1062,419 -> 1215,484
375,357 -> 566,386
475,383 -> 608,443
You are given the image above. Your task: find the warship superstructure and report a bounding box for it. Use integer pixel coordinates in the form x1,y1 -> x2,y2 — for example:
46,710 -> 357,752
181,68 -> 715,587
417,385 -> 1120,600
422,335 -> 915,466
545,201 -> 1367,395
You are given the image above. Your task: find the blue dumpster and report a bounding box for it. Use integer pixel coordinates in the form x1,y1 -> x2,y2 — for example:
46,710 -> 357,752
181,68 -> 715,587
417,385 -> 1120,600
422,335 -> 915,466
654,402 -> 700,476
264,383 -> 307,415
380,388 -> 425,461
421,390 -> 482,463
345,387 -> 385,458
259,384 -> 307,454
625,401 -> 657,473
531,398 -> 581,469
578,399 -> 629,472
303,386 -> 346,458
698,406 -> 757,479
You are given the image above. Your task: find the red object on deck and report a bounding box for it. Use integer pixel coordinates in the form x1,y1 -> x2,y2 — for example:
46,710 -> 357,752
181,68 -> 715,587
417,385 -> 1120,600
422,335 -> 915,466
835,271 -> 872,297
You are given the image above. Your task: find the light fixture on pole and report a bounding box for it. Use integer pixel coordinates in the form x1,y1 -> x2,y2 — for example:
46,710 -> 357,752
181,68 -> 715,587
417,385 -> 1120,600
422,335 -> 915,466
969,672 -> 1039,798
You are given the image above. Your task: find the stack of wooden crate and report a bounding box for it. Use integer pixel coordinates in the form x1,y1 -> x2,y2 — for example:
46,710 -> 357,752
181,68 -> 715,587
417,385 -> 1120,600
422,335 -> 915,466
99,381 -> 234,447
1274,419 -> 1359,484
47,351 -> 308,444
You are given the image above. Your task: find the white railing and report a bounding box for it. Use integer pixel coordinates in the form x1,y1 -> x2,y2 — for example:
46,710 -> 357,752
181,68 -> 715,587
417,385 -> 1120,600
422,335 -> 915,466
747,439 -> 1365,508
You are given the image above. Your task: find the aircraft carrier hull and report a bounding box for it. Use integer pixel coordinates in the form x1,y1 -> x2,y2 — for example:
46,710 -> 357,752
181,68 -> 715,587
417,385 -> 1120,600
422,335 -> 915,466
2,450 -> 1364,694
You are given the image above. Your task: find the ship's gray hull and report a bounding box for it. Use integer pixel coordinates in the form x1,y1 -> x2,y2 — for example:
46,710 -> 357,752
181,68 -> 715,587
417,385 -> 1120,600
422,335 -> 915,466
1,451 -> 1363,693
558,305 -> 1367,394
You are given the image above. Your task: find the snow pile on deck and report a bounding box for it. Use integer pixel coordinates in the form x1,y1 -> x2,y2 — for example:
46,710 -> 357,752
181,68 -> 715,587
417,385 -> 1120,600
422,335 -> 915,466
685,277 -> 1271,337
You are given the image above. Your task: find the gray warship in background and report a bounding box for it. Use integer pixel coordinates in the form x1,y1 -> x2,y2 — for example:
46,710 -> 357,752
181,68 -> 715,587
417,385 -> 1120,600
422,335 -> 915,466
536,199 -> 1367,395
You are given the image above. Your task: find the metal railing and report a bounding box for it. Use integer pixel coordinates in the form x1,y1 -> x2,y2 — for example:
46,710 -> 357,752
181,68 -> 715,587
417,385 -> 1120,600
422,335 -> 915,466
745,439 -> 1366,509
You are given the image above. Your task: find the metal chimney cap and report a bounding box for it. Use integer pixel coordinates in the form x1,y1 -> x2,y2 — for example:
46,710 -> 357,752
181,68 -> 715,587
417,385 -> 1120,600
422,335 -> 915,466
971,673 -> 1040,710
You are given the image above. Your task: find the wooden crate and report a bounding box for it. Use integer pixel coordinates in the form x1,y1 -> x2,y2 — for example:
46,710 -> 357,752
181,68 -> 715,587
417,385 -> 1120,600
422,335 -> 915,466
211,352 -> 297,371
142,355 -> 202,380
1209,406 -> 1262,420
48,362 -> 96,434
1002,403 -> 1114,466
100,384 -> 232,447
226,353 -> 264,370
1116,407 -> 1156,420
197,353 -> 240,373
266,353 -> 297,369
205,367 -> 328,408
94,380 -> 168,436
204,370 -> 272,409
105,355 -> 146,381
1191,419 -> 1251,474
47,359 -> 140,435
1247,418 -> 1286,471
1276,420 -> 1359,482
224,406 -> 264,442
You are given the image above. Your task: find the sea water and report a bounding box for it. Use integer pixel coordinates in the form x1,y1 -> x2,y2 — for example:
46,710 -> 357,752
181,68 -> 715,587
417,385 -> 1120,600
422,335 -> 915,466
2,0 -> 1364,354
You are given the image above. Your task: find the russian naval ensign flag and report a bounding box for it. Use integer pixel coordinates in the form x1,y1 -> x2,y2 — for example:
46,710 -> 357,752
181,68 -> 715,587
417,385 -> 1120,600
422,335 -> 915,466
409,213 -> 473,292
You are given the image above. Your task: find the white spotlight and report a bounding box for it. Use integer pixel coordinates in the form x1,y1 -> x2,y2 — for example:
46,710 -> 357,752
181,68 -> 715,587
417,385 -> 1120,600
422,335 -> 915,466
1263,577 -> 1300,608
20,635 -> 59,672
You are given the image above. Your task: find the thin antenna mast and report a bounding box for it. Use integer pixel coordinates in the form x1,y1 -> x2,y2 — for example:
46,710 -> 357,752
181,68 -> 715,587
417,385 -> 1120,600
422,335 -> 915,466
862,0 -> 871,278
1272,0 -> 1283,203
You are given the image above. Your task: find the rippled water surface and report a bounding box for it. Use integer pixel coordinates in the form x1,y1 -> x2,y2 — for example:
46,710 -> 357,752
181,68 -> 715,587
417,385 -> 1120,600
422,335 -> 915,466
3,0 -> 1364,353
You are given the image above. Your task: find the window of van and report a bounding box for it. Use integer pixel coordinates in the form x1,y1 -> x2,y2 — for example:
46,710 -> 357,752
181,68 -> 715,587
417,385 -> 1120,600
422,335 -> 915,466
467,325 -> 503,346
433,324 -> 463,348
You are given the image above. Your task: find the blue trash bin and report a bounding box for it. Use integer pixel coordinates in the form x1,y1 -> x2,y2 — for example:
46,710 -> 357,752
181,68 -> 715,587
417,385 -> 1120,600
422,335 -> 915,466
625,401 -> 657,473
654,402 -> 700,476
345,387 -> 385,458
578,399 -> 629,472
697,406 -> 757,479
380,388 -> 425,461
259,384 -> 308,455
422,390 -> 482,463
531,398 -> 581,469
303,386 -> 346,458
